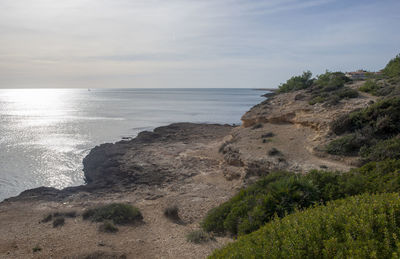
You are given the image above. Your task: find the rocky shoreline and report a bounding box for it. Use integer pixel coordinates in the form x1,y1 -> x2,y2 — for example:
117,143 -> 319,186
0,82 -> 368,258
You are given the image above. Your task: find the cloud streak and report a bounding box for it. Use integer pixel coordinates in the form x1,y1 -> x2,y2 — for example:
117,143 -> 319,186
0,0 -> 399,88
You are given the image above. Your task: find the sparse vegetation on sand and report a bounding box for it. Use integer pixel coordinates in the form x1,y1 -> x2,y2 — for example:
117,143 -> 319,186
52,216 -> 65,228
163,205 -> 181,222
99,220 -> 119,233
186,230 -> 214,244
82,203 -> 143,225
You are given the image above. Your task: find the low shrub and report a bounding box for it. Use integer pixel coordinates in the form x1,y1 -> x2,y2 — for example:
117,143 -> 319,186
327,97 -> 400,157
83,203 -> 142,225
42,211 -> 77,223
325,133 -> 368,155
210,193 -> 400,259
307,71 -> 357,106
99,220 -> 119,233
201,172 -> 319,235
202,159 -> 400,236
186,230 -> 214,244
360,136 -> 400,162
164,205 -> 180,222
268,147 -> 281,156
359,79 -> 381,95
41,214 -> 53,223
52,216 -> 65,228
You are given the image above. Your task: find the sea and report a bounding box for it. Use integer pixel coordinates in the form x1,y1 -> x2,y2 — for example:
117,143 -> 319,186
0,88 -> 265,201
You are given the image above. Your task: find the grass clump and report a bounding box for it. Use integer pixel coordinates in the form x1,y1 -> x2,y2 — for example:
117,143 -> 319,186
41,214 -> 53,223
186,230 -> 214,244
99,220 -> 119,233
52,216 -> 65,228
210,193 -> 400,259
82,203 -> 142,225
164,205 -> 180,222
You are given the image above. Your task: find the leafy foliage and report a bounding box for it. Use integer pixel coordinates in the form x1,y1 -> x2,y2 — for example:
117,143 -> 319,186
277,71 -> 313,93
359,79 -> 381,95
360,136 -> 400,162
83,203 -> 142,225
307,71 -> 357,105
210,193 -> 400,259
383,54 -> 400,78
202,159 -> 400,236
327,97 -> 400,157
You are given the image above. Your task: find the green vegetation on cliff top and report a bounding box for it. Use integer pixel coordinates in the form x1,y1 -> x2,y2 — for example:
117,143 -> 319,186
205,55 -> 400,258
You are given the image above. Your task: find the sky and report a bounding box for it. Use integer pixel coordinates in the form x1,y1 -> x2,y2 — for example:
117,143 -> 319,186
0,0 -> 399,88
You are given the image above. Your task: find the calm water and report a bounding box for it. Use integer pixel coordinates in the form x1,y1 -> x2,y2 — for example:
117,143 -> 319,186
0,88 -> 264,201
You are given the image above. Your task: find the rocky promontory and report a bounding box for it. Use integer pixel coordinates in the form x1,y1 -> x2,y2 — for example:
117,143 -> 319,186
0,81 -> 367,258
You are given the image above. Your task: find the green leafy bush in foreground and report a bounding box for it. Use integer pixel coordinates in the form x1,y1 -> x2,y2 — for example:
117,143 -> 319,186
201,159 -> 400,236
210,193 -> 400,259
83,203 -> 142,224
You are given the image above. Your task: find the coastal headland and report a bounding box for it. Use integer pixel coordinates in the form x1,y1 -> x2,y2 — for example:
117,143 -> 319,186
0,78 -> 377,258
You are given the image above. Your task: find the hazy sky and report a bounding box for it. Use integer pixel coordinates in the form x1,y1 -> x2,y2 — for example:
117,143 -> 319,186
0,0 -> 399,88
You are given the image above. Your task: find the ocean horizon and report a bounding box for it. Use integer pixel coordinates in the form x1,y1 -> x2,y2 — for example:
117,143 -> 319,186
0,88 -> 265,201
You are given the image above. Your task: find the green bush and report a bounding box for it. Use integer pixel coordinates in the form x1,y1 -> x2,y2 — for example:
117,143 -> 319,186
359,79 -> 381,95
83,203 -> 142,225
325,133 -> 368,155
307,71 -> 357,106
201,172 -> 319,235
210,193 -> 400,259
202,159 -> 400,236
328,97 -> 400,157
383,54 -> 400,78
360,136 -> 400,162
277,71 -> 313,93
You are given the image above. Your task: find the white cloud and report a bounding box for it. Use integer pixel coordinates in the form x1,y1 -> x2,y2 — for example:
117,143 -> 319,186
0,0 -> 399,88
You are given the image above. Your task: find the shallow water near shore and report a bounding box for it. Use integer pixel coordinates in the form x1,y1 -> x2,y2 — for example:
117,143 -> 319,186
0,88 -> 264,201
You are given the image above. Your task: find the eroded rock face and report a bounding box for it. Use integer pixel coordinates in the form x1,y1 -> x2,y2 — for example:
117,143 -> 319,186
241,83 -> 374,134
218,82 -> 374,181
